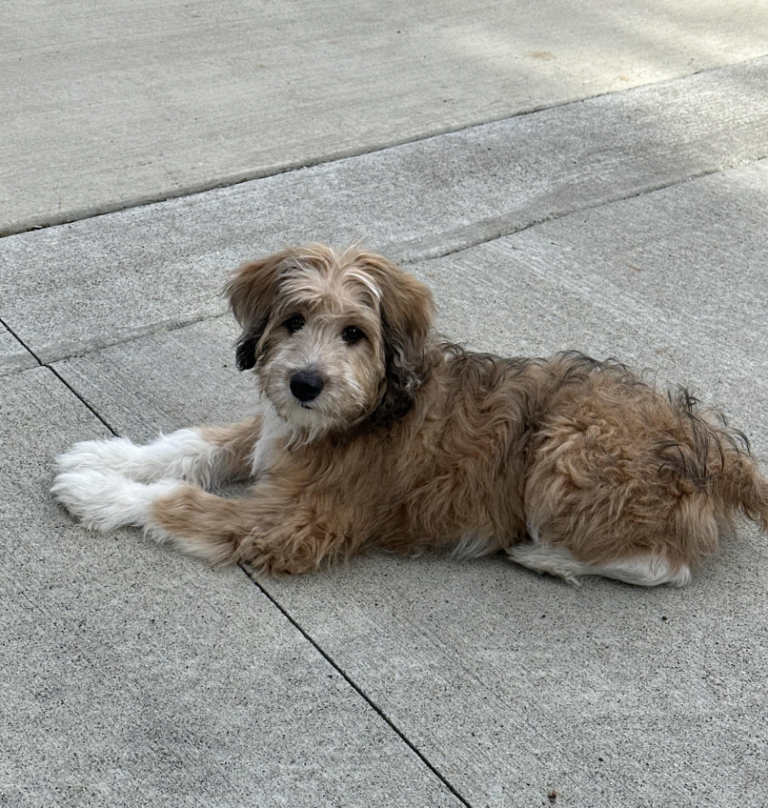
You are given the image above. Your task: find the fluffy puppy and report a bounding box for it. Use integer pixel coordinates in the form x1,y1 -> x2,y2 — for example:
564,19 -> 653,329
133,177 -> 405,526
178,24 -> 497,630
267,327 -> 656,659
53,244 -> 768,586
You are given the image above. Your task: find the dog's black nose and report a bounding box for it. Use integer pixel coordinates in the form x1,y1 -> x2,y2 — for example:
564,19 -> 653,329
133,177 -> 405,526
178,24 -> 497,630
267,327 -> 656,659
290,370 -> 325,402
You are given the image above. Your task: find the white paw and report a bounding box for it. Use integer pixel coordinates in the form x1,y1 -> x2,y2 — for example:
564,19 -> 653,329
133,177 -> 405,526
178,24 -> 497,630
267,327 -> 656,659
52,467 -> 180,532
507,542 -> 583,586
54,429 -> 220,486
55,436 -> 141,472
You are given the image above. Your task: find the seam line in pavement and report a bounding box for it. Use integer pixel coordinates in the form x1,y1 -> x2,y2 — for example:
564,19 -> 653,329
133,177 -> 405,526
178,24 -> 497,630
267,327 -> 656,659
242,564 -> 475,808
47,365 -> 120,436
5,54 -> 767,240
1,314 -> 119,435
0,316 -> 42,365
394,156 -> 768,263
25,152 -> 768,370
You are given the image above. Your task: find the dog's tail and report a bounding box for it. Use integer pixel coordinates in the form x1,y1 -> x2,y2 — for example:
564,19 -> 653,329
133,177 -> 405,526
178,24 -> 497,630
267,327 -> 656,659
712,447 -> 768,534
661,390 -> 768,535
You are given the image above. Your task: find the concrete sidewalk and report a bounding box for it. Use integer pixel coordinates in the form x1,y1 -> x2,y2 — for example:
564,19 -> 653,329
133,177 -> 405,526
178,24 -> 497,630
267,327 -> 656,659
2,2 -> 768,806
4,0 -> 768,235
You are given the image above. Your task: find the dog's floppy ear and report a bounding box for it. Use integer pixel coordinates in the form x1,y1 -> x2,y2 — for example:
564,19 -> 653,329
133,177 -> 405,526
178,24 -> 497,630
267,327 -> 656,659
358,253 -> 435,425
224,251 -> 289,371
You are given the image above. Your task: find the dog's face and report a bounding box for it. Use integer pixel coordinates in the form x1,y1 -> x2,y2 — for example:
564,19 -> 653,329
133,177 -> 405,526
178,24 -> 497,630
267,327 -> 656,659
226,245 -> 435,437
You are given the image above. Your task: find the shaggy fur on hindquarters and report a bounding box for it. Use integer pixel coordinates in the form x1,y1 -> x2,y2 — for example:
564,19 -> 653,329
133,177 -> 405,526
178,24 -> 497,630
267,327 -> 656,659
52,244 -> 768,586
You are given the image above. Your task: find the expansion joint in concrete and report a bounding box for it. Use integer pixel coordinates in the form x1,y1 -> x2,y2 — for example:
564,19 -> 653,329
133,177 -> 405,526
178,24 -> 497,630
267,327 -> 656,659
45,365 -> 119,437
0,315 -> 42,366
0,314 -> 119,436
411,157 -> 768,264
244,564 -> 476,808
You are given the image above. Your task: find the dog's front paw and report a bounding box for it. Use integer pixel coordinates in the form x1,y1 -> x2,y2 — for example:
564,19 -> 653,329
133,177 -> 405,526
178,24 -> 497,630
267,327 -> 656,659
52,468 -> 180,532
55,430 -> 222,486
55,437 -> 141,476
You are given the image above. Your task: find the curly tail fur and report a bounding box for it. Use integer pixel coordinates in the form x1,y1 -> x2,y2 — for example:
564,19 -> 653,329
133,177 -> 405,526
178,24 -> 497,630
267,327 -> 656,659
717,451 -> 768,533
661,390 -> 768,535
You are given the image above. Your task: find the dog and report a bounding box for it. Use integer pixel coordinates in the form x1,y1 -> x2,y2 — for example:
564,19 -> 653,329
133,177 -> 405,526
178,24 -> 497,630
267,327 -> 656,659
52,244 -> 768,586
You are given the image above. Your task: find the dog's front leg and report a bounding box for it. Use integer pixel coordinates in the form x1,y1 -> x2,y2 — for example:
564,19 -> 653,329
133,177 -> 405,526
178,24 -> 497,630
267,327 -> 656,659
54,418 -> 262,488
149,483 -> 351,574
54,468 -> 352,575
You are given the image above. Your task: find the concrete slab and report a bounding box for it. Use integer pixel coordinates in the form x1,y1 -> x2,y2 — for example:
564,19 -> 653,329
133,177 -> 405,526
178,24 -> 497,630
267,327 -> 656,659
52,317 -> 254,442
0,323 -> 37,376
0,367 -> 464,807
42,156 -> 768,806
425,160 -> 768,437
249,547 -> 768,808
3,58 -> 768,364
4,0 -> 768,234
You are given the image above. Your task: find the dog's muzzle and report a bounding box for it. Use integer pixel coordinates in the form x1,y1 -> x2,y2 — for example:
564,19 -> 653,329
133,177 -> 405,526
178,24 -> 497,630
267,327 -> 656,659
290,370 -> 325,403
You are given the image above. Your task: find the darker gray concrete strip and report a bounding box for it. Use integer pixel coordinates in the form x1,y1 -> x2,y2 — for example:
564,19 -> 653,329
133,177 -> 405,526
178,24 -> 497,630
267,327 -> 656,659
426,160 -> 768,436
51,162 -> 768,447
0,367 -> 465,807
52,317 -> 251,442
2,57 -> 768,365
4,0 -> 768,234
0,322 -> 38,376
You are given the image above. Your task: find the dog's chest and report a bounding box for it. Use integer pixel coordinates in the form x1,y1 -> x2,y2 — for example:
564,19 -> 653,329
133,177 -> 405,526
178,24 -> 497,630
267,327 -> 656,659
249,405 -> 289,478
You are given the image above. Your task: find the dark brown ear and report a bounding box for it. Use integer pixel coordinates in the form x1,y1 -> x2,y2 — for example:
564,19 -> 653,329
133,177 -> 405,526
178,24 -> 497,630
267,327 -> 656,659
358,253 -> 435,425
224,250 -> 290,370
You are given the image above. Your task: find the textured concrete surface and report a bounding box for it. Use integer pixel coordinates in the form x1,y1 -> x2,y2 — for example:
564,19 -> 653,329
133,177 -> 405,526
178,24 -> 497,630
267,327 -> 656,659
3,58 -> 768,365
3,0 -> 768,234
0,368 -> 463,807
3,2 -> 768,806
43,160 -> 768,807
251,549 -> 768,807
0,323 -> 36,377
52,318 -> 251,442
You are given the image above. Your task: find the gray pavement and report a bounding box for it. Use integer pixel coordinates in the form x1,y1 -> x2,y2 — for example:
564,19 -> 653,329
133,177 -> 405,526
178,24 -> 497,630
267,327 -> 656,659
4,0 -> 768,236
2,2 -> 768,807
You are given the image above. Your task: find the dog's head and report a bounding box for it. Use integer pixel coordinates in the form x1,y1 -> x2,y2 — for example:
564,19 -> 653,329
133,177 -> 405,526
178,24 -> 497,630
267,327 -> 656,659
225,244 -> 435,437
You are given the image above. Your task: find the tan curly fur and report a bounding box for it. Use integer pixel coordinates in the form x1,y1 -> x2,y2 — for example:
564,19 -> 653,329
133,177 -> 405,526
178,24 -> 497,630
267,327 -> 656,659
54,245 -> 768,586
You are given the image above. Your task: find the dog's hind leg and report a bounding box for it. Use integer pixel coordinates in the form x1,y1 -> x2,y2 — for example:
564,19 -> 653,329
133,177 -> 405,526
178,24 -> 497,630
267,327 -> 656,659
507,540 -> 691,587
54,418 -> 262,488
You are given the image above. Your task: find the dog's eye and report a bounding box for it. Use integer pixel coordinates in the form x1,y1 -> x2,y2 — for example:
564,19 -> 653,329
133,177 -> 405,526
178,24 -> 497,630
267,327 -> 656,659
283,314 -> 305,334
342,326 -> 365,344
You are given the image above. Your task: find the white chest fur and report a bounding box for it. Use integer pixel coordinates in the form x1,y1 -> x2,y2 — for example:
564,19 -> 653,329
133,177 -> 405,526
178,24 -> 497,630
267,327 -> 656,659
249,402 -> 291,478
